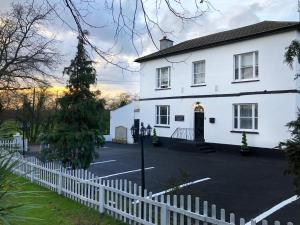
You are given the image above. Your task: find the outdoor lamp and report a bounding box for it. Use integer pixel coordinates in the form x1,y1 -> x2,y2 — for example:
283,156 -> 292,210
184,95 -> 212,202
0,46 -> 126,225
130,125 -> 135,137
146,125 -> 152,136
140,122 -> 146,136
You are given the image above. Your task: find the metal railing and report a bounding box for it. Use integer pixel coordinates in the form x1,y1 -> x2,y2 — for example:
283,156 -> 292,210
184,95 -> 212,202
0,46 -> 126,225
171,128 -> 195,141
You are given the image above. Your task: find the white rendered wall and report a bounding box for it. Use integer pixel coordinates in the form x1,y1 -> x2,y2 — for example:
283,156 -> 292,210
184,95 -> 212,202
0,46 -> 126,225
140,31 -> 299,99
110,101 -> 140,144
138,31 -> 300,148
139,93 -> 297,148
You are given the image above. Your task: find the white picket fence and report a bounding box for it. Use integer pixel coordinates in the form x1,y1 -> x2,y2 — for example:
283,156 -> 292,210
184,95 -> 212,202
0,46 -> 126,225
0,133 -> 28,151
9,154 -> 294,225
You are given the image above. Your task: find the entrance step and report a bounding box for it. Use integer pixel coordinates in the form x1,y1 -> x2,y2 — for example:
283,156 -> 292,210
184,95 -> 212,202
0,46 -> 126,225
168,140 -> 215,153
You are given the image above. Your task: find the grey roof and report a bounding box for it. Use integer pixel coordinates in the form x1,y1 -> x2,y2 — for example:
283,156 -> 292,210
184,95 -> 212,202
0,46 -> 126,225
135,21 -> 300,63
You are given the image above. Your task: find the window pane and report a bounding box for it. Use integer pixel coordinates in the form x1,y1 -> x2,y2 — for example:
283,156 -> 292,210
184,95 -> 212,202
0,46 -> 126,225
255,52 -> 259,77
241,53 -> 254,79
240,118 -> 253,129
194,63 -> 200,74
234,118 -> 238,129
254,104 -> 258,117
240,105 -> 252,117
234,105 -> 238,117
157,73 -> 160,87
241,53 -> 253,67
234,56 -> 239,79
194,74 -> 200,84
160,116 -> 167,124
255,118 -> 258,129
160,106 -> 167,116
193,61 -> 205,84
241,67 -> 253,79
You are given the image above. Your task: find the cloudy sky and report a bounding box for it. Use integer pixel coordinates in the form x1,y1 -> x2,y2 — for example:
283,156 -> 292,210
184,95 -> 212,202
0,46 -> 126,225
0,0 -> 299,98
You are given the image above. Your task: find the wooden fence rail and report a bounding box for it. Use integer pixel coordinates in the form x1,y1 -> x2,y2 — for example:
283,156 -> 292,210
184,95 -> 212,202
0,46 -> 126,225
7,154 -> 294,225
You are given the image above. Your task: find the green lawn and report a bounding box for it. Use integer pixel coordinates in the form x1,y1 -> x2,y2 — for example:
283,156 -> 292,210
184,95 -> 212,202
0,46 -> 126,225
6,175 -> 127,225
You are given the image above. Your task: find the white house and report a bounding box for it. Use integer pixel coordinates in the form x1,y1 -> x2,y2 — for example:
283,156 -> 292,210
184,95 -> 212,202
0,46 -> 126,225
110,101 -> 140,144
110,21 -> 300,149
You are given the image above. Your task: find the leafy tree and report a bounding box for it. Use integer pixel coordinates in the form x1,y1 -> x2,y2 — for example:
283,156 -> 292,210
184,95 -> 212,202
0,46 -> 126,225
108,93 -> 133,110
18,88 -> 57,143
45,33 -> 105,169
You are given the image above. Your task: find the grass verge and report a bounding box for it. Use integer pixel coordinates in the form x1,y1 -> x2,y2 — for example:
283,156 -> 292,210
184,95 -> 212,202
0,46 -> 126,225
6,175 -> 127,225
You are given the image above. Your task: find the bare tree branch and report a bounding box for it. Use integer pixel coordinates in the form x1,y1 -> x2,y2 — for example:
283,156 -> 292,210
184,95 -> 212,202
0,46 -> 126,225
0,2 -> 60,90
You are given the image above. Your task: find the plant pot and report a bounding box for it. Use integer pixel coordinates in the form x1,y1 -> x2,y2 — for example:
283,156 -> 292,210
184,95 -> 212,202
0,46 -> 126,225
152,142 -> 160,147
240,149 -> 250,156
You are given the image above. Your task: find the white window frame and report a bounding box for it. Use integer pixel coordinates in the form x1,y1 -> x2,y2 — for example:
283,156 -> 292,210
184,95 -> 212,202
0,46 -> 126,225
156,67 -> 171,89
155,105 -> 170,125
192,60 -> 206,85
233,103 -> 258,131
234,51 -> 259,81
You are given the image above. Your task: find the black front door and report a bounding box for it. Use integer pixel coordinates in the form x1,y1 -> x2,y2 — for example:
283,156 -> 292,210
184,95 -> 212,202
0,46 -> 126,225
194,112 -> 204,142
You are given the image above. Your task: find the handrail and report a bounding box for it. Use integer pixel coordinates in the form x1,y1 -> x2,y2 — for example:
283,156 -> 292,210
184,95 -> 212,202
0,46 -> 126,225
171,128 -> 194,141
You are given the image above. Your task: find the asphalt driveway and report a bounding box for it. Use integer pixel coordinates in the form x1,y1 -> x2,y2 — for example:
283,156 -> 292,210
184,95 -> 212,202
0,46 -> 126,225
86,142 -> 299,224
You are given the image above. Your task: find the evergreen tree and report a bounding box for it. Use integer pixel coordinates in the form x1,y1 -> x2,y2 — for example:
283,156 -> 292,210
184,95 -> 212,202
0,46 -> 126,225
280,112 -> 300,196
283,40 -> 300,195
46,33 -> 104,169
241,132 -> 248,151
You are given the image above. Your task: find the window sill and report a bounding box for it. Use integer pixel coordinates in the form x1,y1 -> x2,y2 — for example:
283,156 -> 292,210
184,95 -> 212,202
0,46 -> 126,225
155,88 -> 171,91
154,125 -> 170,128
230,130 -> 259,134
231,79 -> 260,84
191,84 -> 207,87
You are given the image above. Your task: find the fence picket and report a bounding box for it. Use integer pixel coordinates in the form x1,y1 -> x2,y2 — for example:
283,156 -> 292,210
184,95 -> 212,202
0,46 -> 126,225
123,179 -> 127,223
195,197 -> 200,225
187,195 -> 191,225
180,195 -> 184,225
133,183 -> 137,225
230,213 -> 235,224
173,195 -> 178,225
204,201 -> 208,225
240,218 -> 245,225
220,208 -> 225,222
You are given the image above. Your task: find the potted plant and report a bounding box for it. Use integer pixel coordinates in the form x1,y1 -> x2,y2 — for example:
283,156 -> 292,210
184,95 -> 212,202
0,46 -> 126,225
240,132 -> 250,156
152,128 -> 160,147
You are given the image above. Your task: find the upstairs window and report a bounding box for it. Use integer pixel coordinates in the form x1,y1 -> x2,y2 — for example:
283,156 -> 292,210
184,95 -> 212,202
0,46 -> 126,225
234,51 -> 258,81
192,61 -> 205,85
156,105 -> 170,125
156,67 -> 170,89
233,104 -> 258,130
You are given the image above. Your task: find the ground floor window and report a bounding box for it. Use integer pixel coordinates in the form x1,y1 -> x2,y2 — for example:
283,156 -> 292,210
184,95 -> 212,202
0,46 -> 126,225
233,103 -> 258,130
156,105 -> 170,125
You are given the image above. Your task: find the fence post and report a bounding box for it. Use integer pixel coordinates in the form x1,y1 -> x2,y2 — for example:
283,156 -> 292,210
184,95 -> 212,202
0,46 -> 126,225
57,167 -> 62,195
99,183 -> 104,213
160,203 -> 168,225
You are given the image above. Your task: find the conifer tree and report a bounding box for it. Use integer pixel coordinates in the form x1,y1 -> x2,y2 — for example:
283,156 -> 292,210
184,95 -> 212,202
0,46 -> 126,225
46,32 -> 104,169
